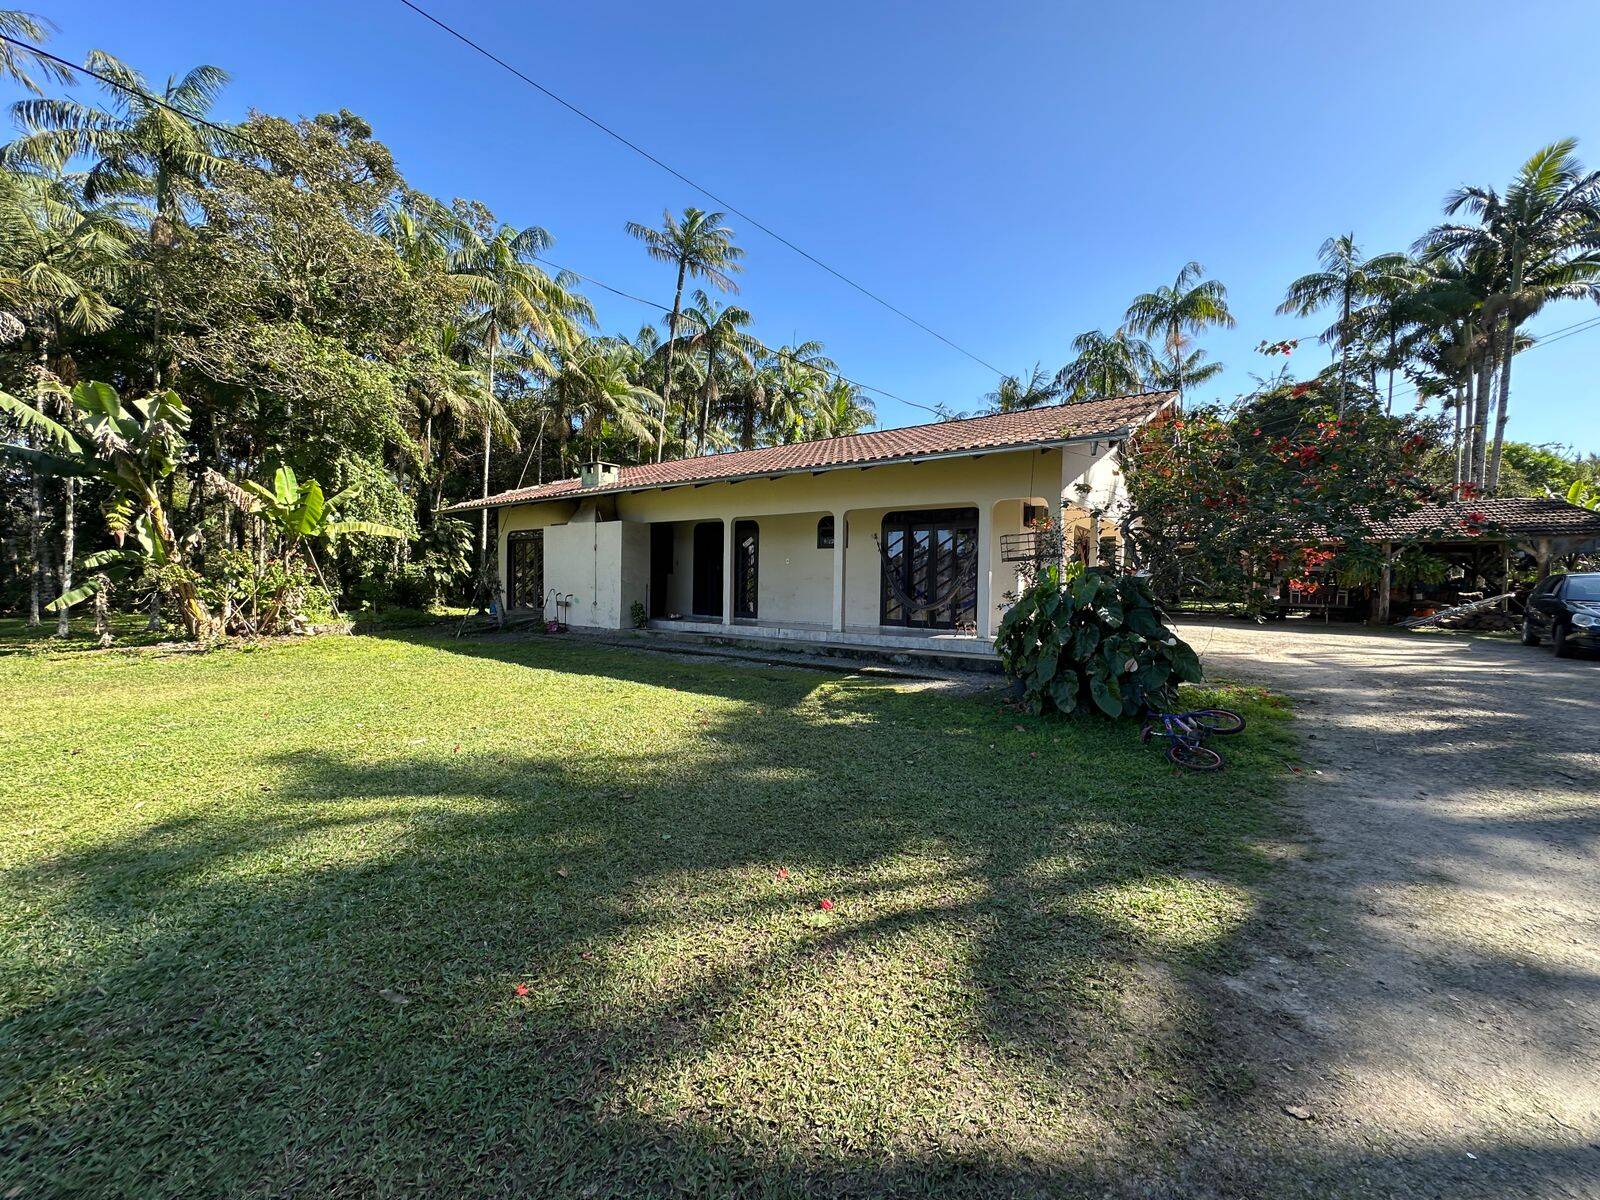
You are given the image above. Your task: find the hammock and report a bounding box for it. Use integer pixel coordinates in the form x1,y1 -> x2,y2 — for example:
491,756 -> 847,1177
872,534 -> 978,618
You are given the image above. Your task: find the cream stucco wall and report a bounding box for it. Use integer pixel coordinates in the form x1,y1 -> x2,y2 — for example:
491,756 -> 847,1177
493,441 -> 1128,632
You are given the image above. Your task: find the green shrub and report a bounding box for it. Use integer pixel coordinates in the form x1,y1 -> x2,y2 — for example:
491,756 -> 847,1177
630,600 -> 648,629
995,564 -> 1202,717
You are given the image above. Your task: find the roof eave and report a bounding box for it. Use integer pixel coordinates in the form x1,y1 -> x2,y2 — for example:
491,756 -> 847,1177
446,428 -> 1139,514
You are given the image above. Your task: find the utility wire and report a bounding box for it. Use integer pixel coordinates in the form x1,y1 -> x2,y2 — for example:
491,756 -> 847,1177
0,31 -> 940,424
529,253 -> 946,419
395,0 -> 1008,379
0,33 -> 270,154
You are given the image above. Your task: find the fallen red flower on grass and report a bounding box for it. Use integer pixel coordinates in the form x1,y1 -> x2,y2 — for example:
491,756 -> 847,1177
514,983 -> 529,997
818,898 -> 834,911
775,867 -> 790,881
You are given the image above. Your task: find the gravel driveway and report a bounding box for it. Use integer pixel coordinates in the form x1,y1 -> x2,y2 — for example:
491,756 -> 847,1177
1177,620 -> 1600,1198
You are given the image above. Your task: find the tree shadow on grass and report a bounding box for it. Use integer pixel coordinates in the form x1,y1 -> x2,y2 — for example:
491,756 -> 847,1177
3,631 -> 1591,1198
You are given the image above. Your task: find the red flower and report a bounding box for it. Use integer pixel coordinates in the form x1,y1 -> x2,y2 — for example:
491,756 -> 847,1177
775,867 -> 790,881
818,898 -> 834,911
514,983 -> 529,997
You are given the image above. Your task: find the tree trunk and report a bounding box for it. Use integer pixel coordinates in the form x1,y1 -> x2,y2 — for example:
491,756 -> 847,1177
478,333 -> 497,579
660,259 -> 687,463
26,436 -> 42,627
1471,335 -> 1494,486
56,474 -> 74,637
1487,317 -> 1516,494
1338,283 -> 1351,418
93,574 -> 112,647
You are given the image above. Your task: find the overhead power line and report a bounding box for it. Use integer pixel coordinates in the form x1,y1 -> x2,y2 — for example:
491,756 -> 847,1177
530,252 -> 944,418
0,33 -> 267,153
395,0 -> 1008,379
0,31 -> 938,423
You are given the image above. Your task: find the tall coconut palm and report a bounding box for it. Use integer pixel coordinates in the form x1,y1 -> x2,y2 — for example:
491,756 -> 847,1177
1277,236 -> 1413,415
450,220 -> 593,573
676,290 -> 760,455
625,208 -> 743,461
1426,140 -> 1600,490
1124,262 -> 1234,407
4,51 -> 230,385
0,168 -> 129,632
1053,329 -> 1154,402
0,9 -> 74,95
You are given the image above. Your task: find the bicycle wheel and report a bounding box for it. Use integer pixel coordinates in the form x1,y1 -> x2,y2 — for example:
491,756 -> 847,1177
1189,709 -> 1245,736
1167,741 -> 1223,771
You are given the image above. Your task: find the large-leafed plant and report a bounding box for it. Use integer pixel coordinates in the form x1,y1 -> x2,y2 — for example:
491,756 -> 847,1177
995,564 -> 1202,717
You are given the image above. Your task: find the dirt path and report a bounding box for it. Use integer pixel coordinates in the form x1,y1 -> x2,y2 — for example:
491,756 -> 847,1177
1179,620 -> 1600,1197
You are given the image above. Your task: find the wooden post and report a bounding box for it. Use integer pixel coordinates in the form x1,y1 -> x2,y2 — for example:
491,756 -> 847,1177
1535,537 -> 1553,582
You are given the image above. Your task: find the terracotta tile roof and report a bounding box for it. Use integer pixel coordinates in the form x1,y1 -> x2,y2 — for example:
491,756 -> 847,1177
447,390 -> 1175,512
1363,497 -> 1600,541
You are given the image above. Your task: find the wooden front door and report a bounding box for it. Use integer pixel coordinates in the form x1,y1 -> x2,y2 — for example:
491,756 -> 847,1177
505,529 -> 544,613
879,508 -> 979,630
692,522 -> 723,618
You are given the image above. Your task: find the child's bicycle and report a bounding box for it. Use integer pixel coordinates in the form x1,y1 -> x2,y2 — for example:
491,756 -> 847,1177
1140,707 -> 1246,771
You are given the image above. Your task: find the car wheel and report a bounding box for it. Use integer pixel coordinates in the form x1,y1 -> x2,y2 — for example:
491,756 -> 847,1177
1521,616 -> 1541,646
1554,621 -> 1574,658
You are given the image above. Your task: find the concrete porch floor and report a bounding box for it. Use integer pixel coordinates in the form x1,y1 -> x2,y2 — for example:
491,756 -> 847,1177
644,616 -> 1000,670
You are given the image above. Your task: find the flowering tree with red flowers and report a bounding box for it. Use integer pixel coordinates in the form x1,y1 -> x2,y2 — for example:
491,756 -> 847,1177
1123,383 -> 1451,610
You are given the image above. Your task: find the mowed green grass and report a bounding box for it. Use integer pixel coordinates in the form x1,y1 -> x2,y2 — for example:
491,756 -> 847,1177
0,626 -> 1294,1197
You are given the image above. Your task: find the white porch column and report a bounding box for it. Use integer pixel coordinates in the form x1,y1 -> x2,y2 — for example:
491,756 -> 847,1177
976,503 -> 995,639
722,516 -> 734,626
831,510 -> 847,632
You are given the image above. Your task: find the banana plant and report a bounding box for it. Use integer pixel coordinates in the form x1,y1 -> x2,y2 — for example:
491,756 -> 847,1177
1567,479 -> 1599,512
0,381 -> 213,638
207,464 -> 403,628
208,465 -> 404,558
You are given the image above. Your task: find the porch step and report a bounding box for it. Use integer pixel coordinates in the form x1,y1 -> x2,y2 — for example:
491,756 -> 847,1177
638,625 -> 1003,675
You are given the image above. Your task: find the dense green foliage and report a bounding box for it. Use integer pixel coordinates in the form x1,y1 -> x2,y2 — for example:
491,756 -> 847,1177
1123,394 -> 1448,607
0,18 -> 874,631
996,564 -> 1202,717
0,625 -> 1291,1196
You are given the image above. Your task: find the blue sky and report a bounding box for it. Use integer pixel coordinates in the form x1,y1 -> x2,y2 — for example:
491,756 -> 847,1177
22,0 -> 1600,450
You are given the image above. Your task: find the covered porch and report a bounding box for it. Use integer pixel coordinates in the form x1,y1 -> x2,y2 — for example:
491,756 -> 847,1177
639,490 -> 1077,652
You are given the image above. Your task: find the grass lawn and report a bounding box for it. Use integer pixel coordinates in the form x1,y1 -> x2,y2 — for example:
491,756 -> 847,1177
0,625 -> 1294,1197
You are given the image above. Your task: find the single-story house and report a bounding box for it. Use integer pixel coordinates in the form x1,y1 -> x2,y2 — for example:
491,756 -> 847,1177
447,391 -> 1176,654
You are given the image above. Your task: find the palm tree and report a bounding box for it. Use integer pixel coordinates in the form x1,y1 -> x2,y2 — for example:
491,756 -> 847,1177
544,339 -> 659,468
759,342 -> 836,447
1125,262 -> 1234,408
1426,140 -> 1600,490
1278,236 -> 1410,416
625,208 -> 743,461
807,377 -> 875,439
676,290 -> 761,455
1053,330 -> 1154,402
4,51 -> 231,385
0,9 -> 74,95
0,168 -> 129,632
450,220 -> 593,573
983,364 -> 1062,413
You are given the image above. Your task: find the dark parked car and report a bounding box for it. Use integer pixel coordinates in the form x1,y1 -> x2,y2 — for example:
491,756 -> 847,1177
1522,572 -> 1600,657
